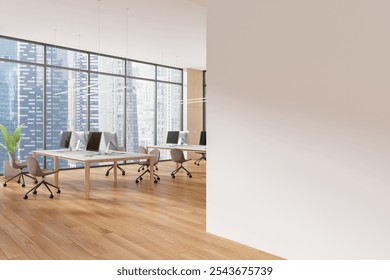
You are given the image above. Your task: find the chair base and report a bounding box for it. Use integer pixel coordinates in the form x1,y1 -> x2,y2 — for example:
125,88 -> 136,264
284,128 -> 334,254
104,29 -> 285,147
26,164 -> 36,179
194,155 -> 206,166
105,164 -> 126,176
138,165 -> 158,172
23,180 -> 61,199
3,170 -> 38,188
171,164 -> 192,178
135,168 -> 160,184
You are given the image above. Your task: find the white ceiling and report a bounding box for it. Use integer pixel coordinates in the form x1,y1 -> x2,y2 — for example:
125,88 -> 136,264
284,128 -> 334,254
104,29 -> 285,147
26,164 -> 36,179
0,0 -> 206,70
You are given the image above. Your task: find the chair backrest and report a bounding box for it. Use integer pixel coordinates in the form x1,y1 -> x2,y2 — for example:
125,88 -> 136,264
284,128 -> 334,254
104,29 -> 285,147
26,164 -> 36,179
26,156 -> 44,177
170,148 -> 185,163
149,149 -> 160,165
8,152 -> 19,169
139,146 -> 147,154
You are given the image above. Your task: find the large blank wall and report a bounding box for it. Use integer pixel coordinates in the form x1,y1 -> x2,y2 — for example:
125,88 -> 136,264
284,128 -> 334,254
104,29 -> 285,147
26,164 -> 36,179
207,0 -> 390,259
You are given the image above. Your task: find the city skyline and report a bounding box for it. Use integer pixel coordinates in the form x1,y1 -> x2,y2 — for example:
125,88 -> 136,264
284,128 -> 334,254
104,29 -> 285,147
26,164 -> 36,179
0,36 -> 183,173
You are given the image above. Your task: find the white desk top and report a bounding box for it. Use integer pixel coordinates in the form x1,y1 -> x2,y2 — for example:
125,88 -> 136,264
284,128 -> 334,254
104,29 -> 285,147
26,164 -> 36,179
33,150 -> 154,163
146,144 -> 206,152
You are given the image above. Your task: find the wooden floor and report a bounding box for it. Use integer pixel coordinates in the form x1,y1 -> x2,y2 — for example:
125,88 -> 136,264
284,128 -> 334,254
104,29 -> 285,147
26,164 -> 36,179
0,161 -> 281,260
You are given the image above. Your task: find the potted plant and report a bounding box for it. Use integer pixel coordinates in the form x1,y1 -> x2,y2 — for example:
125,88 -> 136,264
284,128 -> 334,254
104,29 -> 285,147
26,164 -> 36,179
0,124 -> 23,177
0,124 -> 23,153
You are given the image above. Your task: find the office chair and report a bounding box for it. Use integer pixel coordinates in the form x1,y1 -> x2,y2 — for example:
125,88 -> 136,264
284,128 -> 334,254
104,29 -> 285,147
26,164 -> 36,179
105,147 -> 126,176
23,156 -> 61,199
194,152 -> 206,165
194,131 -> 206,166
170,148 -> 192,178
135,149 -> 160,183
137,146 -> 148,172
3,152 -> 38,187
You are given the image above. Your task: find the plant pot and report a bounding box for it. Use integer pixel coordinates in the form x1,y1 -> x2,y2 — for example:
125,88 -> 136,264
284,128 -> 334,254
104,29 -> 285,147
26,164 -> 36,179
2,160 -> 20,179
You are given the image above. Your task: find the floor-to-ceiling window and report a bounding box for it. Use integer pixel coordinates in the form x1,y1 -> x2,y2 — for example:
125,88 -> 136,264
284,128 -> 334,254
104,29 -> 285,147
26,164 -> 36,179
0,35 -> 183,173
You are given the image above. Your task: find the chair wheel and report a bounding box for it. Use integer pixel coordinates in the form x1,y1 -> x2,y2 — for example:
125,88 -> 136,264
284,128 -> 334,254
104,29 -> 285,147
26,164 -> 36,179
154,180 -> 158,183
17,180 -> 20,183
171,175 -> 175,178
33,190 -> 37,194
157,177 -> 160,180
135,179 -> 139,183
189,174 -> 192,178
140,177 -> 143,180
22,184 -> 25,187
3,183 -> 7,187
57,190 -> 61,193
23,195 -> 28,199
49,194 -> 54,199
122,171 -> 125,175
105,172 -> 109,176
35,180 -> 38,183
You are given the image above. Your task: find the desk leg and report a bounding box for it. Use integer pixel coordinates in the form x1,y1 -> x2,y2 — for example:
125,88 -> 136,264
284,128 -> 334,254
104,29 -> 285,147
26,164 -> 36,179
113,161 -> 118,183
85,162 -> 90,200
149,158 -> 154,190
53,156 -> 59,187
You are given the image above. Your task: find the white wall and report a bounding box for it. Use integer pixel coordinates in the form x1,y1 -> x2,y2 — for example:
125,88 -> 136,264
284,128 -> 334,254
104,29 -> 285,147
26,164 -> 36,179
207,0 -> 390,259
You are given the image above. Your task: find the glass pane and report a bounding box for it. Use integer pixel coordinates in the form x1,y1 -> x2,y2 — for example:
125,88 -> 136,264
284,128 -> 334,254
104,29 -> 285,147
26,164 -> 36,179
126,79 -> 155,153
0,37 -> 44,64
90,54 -> 124,75
157,83 -> 182,158
46,47 -> 88,70
46,68 -> 88,169
126,61 -> 155,79
89,74 -> 125,147
0,61 -> 44,173
157,66 -> 182,83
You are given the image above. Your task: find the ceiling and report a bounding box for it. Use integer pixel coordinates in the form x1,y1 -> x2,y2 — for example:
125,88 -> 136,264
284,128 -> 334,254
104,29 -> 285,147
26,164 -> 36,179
0,0 -> 206,70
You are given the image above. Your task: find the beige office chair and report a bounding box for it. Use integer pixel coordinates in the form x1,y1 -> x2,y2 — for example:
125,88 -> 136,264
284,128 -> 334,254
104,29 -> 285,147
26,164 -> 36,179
135,149 -> 160,183
170,148 -> 192,178
136,146 -> 148,172
24,156 -> 61,199
194,152 -> 206,166
3,152 -> 37,187
105,146 -> 126,176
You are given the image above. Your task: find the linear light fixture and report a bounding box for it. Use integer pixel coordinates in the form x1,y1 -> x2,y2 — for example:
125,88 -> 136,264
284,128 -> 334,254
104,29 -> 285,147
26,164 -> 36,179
53,84 -> 99,96
176,97 -> 206,104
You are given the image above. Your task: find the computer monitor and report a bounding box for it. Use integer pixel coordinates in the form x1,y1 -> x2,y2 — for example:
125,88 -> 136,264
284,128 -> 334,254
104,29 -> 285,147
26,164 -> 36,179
59,131 -> 72,149
103,131 -> 119,153
199,131 -> 206,146
178,131 -> 189,145
166,131 -> 180,144
86,132 -> 102,152
75,131 -> 88,150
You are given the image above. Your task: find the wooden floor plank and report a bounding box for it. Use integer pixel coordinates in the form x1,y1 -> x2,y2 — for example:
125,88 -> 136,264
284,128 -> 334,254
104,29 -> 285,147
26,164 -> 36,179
0,161 -> 281,260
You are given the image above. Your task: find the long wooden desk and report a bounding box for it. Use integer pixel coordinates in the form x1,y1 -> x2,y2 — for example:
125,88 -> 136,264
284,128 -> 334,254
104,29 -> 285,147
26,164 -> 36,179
146,144 -> 206,169
32,150 -> 155,199
146,144 -> 207,153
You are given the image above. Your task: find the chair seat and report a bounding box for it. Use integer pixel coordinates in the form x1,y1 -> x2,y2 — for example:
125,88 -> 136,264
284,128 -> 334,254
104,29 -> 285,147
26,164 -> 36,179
41,169 -> 56,176
13,161 -> 27,169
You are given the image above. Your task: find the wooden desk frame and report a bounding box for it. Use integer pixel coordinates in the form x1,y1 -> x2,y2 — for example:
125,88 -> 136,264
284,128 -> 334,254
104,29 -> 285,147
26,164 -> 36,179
32,150 -> 155,199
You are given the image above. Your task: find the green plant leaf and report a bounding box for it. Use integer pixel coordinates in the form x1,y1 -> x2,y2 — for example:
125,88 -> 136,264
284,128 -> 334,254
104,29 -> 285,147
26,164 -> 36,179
12,124 -> 22,146
0,124 -> 11,149
0,124 -> 23,153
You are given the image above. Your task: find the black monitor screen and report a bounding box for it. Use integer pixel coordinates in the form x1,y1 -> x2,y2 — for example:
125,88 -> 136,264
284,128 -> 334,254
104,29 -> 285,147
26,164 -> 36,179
199,131 -> 206,146
59,131 -> 72,149
166,131 -> 180,144
86,132 -> 102,152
